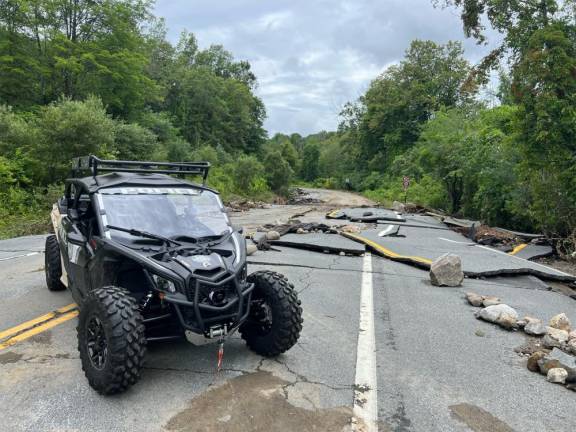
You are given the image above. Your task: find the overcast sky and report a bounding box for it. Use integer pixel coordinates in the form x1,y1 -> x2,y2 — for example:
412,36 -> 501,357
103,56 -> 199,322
154,0 -> 500,136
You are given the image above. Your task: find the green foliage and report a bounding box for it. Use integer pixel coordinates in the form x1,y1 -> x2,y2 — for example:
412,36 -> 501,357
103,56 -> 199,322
233,155 -> 265,193
301,144 -> 320,181
346,40 -> 471,169
263,151 -> 293,196
114,122 -> 158,161
0,0 -> 157,118
0,1 -> 280,238
34,96 -> 116,183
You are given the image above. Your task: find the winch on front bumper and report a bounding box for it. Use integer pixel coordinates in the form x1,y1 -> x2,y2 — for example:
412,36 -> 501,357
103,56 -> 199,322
160,267 -> 255,336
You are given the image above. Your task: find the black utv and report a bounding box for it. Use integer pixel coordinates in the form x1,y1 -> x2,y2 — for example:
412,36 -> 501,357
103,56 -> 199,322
45,156 -> 303,395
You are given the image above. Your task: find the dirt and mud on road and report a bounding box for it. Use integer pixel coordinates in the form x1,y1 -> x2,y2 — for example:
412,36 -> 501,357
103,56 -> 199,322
1,188 -> 575,432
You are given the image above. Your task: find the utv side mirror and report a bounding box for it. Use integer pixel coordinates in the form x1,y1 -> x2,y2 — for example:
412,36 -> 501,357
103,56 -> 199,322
68,231 -> 86,246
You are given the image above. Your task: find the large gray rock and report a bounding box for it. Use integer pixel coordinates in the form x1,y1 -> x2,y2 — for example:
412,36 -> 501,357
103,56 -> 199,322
524,318 -> 547,336
430,253 -> 464,287
548,347 -> 576,370
537,348 -> 576,377
477,304 -> 519,329
246,244 -> 257,256
544,327 -> 569,346
392,201 -> 405,213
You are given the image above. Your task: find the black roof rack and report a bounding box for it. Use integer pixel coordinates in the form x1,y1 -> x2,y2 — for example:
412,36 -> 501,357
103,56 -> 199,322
71,156 -> 211,185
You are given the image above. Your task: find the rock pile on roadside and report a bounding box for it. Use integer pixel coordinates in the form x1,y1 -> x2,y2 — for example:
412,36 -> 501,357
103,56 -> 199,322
467,292 -> 576,391
226,200 -> 268,212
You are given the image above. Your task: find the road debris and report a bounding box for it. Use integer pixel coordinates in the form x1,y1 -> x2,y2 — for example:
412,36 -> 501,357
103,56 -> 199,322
266,230 -> 281,241
549,313 -> 571,332
326,207 -> 406,223
267,233 -> 365,256
524,317 -> 547,336
392,201 -> 405,213
287,187 -> 323,205
547,368 -> 568,383
543,327 -> 569,348
430,253 -> 464,287
466,292 -> 484,307
511,244 -> 554,260
476,304 -> 519,329
226,200 -> 268,212
343,222 -> 575,282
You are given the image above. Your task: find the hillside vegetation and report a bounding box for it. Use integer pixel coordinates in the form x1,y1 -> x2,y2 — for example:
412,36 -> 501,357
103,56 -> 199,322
0,0 -> 294,237
1,0 -> 575,259
278,2 -> 576,257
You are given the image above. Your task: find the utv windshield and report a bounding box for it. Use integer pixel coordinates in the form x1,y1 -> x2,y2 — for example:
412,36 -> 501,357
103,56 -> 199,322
98,187 -> 230,241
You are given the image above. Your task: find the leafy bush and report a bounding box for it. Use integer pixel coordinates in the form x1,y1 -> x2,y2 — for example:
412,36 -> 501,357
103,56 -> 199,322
263,151 -> 293,196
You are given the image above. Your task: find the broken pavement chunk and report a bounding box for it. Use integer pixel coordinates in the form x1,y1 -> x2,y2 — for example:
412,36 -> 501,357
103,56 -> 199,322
268,233 -> 366,256
430,253 -> 464,287
511,244 -> 553,260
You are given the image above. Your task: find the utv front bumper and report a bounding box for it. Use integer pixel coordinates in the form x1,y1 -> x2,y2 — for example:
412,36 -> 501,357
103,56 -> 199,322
159,272 -> 255,335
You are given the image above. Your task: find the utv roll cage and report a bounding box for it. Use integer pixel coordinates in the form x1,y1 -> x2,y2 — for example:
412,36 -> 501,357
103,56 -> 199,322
71,155 -> 211,185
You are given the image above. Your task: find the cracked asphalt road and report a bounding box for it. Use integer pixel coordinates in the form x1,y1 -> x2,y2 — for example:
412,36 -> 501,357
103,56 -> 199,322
1,189 -> 575,432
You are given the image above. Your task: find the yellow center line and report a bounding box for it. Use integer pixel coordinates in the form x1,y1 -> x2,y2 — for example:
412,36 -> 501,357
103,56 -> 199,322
0,310 -> 79,351
0,303 -> 77,341
327,209 -> 342,218
341,232 -> 433,266
509,243 -> 528,256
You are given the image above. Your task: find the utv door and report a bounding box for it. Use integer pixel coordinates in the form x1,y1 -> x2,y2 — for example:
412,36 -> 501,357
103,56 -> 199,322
60,188 -> 94,302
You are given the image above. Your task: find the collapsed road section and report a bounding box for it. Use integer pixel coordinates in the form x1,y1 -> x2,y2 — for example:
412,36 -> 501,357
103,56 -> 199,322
249,208 -> 576,285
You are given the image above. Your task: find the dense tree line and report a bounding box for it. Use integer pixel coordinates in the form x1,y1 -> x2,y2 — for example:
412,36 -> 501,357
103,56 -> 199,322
0,0 -> 291,237
295,1 -> 576,256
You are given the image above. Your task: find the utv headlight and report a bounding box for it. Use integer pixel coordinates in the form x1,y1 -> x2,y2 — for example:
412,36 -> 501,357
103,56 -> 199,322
152,275 -> 176,293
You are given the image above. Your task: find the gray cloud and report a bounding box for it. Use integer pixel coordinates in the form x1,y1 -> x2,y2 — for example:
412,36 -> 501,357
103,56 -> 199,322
155,0 -> 501,135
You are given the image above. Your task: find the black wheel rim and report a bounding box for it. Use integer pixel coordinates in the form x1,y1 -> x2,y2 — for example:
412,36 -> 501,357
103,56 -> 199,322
86,316 -> 108,370
248,299 -> 273,335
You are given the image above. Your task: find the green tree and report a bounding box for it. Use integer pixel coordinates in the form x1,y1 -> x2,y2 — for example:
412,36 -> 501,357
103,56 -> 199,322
263,151 -> 293,196
233,155 -> 264,192
346,40 -> 471,169
34,96 -> 116,183
114,122 -> 157,161
0,0 -> 157,117
438,0 -> 576,238
301,144 -> 320,181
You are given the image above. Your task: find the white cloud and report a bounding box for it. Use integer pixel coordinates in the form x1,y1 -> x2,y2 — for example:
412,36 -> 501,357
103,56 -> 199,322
155,0 -> 502,135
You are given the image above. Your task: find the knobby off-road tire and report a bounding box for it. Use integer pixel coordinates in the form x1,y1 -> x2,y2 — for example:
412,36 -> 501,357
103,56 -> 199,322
240,271 -> 303,357
45,235 -> 66,291
78,286 -> 146,395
